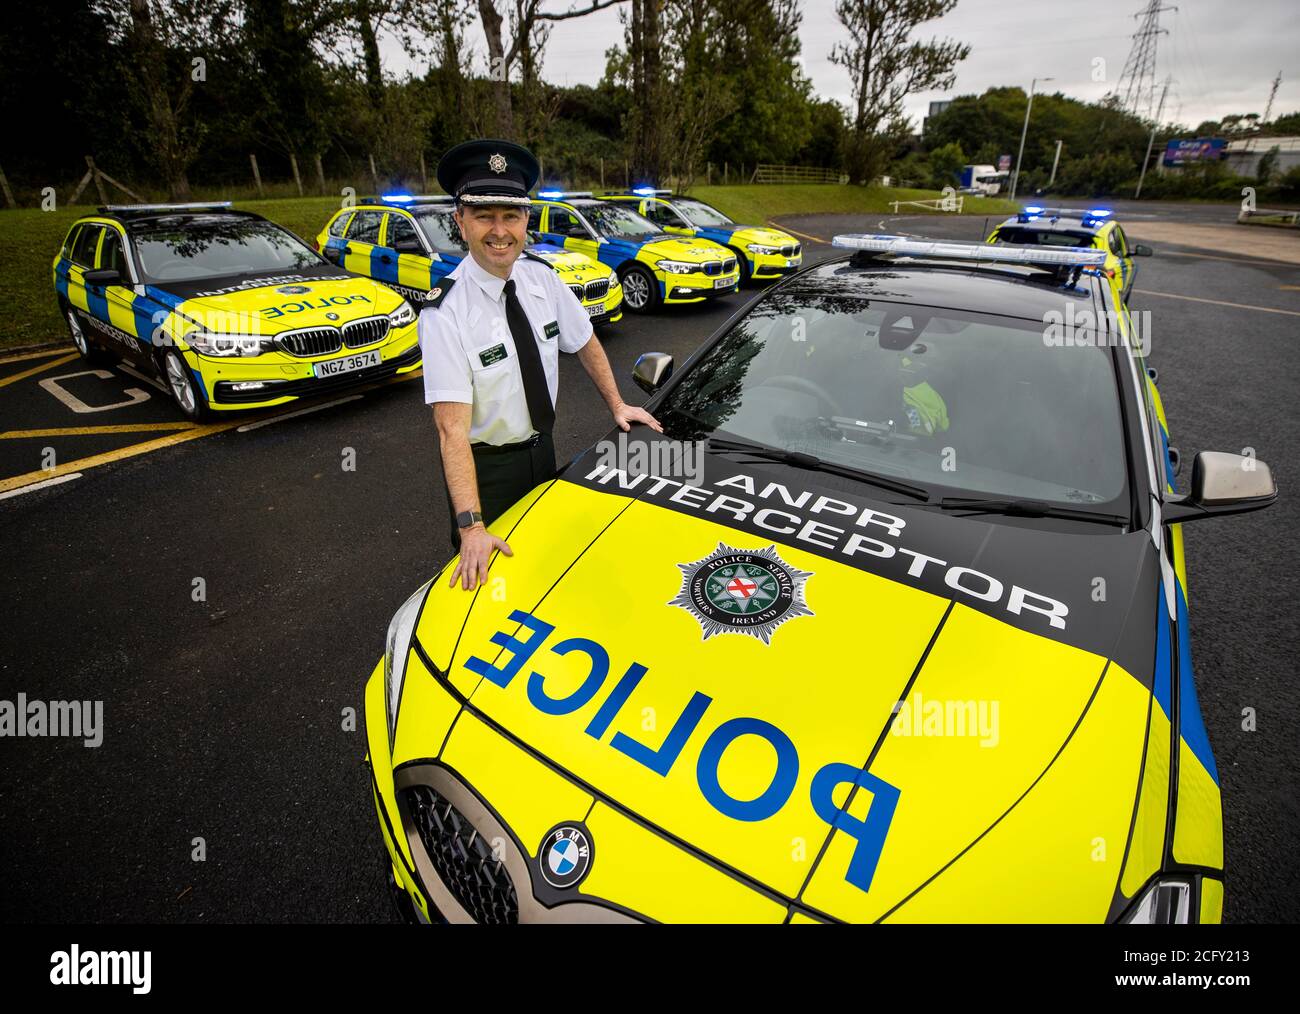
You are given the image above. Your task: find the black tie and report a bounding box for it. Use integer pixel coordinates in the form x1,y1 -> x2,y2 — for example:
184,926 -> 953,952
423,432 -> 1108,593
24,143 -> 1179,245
502,278 -> 555,435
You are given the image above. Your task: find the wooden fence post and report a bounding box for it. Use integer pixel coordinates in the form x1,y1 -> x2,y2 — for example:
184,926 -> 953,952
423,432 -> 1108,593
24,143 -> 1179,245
0,164 -> 15,208
289,154 -> 304,196
314,154 -> 326,194
419,153 -> 428,191
250,154 -> 263,197
600,158 -> 605,191
369,154 -> 379,191
86,156 -> 108,204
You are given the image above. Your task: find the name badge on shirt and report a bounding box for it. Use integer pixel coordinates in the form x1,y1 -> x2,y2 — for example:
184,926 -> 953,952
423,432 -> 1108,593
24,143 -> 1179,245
543,320 -> 560,341
479,343 -> 508,367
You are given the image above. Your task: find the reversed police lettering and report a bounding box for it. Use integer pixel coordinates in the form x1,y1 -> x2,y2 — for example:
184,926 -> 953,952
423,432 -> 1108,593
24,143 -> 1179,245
464,609 -> 900,896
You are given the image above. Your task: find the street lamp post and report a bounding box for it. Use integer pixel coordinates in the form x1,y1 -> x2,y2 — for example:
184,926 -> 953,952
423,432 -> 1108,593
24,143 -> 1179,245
1010,77 -> 1053,200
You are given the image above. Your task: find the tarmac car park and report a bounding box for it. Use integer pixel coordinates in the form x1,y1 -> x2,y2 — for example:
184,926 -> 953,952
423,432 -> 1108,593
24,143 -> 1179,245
603,188 -> 803,284
52,202 -> 421,421
365,233 -> 1276,923
987,206 -> 1151,302
316,195 -> 625,327
530,191 -> 740,313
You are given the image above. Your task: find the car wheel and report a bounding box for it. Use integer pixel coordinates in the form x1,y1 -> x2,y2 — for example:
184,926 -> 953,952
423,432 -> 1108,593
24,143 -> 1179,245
729,247 -> 753,286
161,349 -> 211,422
619,264 -> 661,313
64,305 -> 115,365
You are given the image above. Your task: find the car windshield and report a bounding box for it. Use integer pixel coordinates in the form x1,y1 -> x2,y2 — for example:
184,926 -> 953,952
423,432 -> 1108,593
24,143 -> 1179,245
672,197 -> 734,227
994,227 -> 1098,248
579,202 -> 663,241
657,286 -> 1129,509
132,219 -> 322,281
413,208 -> 468,255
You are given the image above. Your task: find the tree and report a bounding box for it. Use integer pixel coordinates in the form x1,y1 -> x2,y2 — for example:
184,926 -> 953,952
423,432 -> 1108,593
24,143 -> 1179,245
829,0 -> 969,184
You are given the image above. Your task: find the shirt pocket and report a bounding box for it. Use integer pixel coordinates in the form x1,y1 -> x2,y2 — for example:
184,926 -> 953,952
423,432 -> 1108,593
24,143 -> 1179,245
468,344 -> 515,408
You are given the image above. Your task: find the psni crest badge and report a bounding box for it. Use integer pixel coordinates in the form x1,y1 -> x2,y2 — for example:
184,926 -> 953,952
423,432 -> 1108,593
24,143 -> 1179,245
670,542 -> 813,645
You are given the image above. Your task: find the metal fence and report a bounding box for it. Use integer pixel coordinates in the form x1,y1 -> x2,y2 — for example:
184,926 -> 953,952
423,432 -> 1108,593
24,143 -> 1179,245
751,164 -> 848,184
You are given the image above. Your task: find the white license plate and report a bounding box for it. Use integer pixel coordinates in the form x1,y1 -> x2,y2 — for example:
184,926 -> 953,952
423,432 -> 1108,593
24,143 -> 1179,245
586,303 -> 605,317
313,350 -> 381,378
713,277 -> 733,289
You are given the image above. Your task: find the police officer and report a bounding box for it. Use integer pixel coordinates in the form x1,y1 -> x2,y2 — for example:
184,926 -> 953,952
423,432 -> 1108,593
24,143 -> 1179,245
419,139 -> 662,591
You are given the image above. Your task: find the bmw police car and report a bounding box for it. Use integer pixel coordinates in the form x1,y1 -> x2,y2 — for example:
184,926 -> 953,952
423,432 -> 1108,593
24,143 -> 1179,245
988,207 -> 1151,302
316,196 -> 624,327
604,188 -> 802,284
530,191 -> 739,313
53,202 -> 420,420
365,235 -> 1275,923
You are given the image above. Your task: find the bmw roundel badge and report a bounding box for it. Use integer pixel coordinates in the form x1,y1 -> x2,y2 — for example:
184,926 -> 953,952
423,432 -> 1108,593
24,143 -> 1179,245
325,312 -> 340,321
539,824 -> 593,889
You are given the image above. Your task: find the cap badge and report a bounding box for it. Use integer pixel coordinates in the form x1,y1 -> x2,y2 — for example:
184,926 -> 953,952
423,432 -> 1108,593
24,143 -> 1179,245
488,153 -> 508,174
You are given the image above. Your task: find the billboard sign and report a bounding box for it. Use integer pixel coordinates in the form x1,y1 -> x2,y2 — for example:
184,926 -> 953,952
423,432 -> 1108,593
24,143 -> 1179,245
1163,138 -> 1226,166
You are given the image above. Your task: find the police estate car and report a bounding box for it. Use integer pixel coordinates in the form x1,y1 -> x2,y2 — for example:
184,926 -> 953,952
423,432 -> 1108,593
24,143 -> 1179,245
53,202 -> 420,420
365,235 -> 1275,923
315,196 -> 624,327
604,188 -> 802,283
530,192 -> 739,313
988,206 -> 1151,302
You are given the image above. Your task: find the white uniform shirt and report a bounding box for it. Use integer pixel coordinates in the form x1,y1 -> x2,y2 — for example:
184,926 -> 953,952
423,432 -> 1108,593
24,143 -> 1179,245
419,252 -> 593,446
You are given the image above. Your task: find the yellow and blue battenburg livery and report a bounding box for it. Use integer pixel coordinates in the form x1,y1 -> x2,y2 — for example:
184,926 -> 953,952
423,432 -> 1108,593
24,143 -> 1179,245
603,188 -> 802,283
987,207 -> 1150,303
315,195 -> 623,327
52,202 -> 420,420
529,192 -> 739,313
365,233 -> 1275,923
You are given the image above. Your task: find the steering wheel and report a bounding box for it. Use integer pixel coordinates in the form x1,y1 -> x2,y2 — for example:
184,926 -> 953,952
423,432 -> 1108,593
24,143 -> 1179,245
754,375 -> 843,416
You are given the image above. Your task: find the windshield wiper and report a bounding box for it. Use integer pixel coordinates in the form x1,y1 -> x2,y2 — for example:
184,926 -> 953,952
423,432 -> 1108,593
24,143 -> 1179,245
933,496 -> 1128,526
706,437 -> 931,501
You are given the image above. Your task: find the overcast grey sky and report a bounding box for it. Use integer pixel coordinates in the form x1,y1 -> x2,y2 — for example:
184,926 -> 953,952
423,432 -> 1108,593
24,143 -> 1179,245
383,0 -> 1298,131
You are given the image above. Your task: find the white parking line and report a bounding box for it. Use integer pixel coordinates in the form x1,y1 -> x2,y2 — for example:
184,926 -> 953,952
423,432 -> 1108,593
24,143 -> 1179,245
236,395 -> 363,432
1132,289 -> 1300,317
0,473 -> 82,500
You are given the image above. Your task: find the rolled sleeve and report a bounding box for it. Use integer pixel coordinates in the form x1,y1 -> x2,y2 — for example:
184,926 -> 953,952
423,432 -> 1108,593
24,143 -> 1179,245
418,307 -> 472,405
545,267 -> 595,354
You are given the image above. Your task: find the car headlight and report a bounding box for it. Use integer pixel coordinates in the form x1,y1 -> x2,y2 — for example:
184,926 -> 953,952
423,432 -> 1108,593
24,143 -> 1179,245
388,303 -> 416,327
746,243 -> 782,255
608,271 -> 620,288
384,580 -> 432,744
187,332 -> 276,357
656,259 -> 698,274
1120,878 -> 1193,923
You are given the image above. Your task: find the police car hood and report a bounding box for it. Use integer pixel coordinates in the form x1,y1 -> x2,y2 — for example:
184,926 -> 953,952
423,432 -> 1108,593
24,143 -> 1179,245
420,434 -> 1161,921
526,244 -> 608,277
146,265 -> 402,333
697,224 -> 793,247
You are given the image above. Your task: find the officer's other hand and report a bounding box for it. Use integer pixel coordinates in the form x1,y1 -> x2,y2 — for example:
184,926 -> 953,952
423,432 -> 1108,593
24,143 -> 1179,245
612,402 -> 663,434
450,525 -> 514,591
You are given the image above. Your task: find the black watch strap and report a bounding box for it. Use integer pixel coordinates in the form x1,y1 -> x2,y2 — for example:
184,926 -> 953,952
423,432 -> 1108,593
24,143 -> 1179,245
456,510 -> 483,529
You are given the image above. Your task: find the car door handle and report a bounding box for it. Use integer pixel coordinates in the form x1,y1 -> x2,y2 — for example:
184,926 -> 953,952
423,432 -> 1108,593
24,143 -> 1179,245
380,254 -> 393,264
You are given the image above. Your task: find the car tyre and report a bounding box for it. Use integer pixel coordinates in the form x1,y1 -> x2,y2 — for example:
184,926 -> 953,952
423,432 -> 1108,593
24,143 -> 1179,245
63,304 -> 115,366
619,263 -> 661,314
729,247 -> 753,286
161,349 -> 211,422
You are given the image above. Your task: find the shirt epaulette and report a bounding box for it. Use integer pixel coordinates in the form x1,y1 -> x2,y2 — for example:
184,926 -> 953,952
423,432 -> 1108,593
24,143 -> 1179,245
419,277 -> 456,310
521,250 -> 552,267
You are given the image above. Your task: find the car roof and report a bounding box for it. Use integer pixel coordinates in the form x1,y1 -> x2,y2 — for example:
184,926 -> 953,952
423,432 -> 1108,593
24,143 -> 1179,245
87,204 -> 262,232
787,255 -> 1105,322
997,216 -> 1105,235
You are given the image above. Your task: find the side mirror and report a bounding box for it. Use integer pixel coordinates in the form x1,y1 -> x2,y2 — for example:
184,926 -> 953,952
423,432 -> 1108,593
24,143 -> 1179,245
632,352 -> 673,395
1132,244 -> 1154,257
82,267 -> 122,286
1163,451 -> 1277,523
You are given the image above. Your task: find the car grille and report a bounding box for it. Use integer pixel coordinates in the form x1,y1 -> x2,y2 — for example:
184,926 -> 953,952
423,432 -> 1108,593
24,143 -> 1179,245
568,283 -> 585,301
781,244 -> 801,257
583,278 -> 610,302
722,257 -> 737,274
277,327 -> 342,357
342,316 -> 390,348
402,784 -> 518,925
702,261 -> 722,276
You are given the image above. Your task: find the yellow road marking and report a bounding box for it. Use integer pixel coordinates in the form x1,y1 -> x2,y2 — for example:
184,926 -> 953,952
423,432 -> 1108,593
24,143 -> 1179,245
0,420 -> 247,494
0,361 -> 425,495
1280,284 -> 1300,291
0,352 -> 80,389
1132,289 -> 1300,317
770,221 -> 828,245
0,422 -> 197,440
0,346 -> 75,365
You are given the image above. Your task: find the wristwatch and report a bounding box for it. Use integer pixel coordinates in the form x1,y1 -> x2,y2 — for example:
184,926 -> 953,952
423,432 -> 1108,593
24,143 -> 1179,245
455,510 -> 484,530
